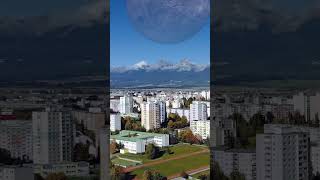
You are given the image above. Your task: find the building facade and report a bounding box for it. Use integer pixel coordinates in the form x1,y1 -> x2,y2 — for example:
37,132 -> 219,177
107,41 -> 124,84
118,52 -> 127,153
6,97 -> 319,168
141,101 -> 162,130
190,120 -> 210,140
213,148 -> 256,180
119,95 -> 133,114
110,113 -> 121,132
256,124 -> 310,180
110,130 -> 169,154
32,108 -> 74,164
190,101 -> 208,122
0,120 -> 33,161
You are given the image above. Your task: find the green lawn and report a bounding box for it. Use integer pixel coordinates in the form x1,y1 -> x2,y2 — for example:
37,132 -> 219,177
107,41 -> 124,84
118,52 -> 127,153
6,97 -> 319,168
131,152 -> 210,178
112,158 -> 141,167
118,144 -> 204,163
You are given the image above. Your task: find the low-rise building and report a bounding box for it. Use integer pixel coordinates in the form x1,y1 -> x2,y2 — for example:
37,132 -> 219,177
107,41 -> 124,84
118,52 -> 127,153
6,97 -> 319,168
110,130 -> 169,154
212,148 -> 256,180
0,166 -> 34,180
34,162 -> 89,178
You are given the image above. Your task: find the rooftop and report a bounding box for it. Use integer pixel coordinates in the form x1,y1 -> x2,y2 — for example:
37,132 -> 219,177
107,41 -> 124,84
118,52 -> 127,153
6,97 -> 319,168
110,130 -> 166,142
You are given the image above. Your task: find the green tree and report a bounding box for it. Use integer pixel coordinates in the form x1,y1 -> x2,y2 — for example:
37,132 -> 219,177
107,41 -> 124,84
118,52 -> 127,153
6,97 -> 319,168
143,170 -> 166,180
34,174 -> 44,180
110,165 -> 124,180
180,171 -> 188,178
152,171 -> 166,180
167,120 -> 175,129
249,112 -> 265,133
0,148 -> 12,164
198,174 -> 210,180
211,162 -> 228,180
110,141 -> 119,154
145,144 -> 160,159
168,102 -> 173,108
46,172 -> 67,180
266,111 -> 274,123
230,171 -> 246,180
143,170 -> 153,180
314,113 -> 320,127
165,146 -> 172,154
73,143 -> 89,161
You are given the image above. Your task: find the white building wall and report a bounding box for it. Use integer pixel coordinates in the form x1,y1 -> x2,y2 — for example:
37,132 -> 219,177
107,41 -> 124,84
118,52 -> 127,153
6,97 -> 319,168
110,113 -> 121,132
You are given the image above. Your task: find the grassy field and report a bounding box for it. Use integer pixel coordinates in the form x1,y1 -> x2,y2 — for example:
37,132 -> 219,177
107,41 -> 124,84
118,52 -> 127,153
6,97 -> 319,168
131,152 -> 210,178
118,143 -> 205,163
112,158 -> 141,167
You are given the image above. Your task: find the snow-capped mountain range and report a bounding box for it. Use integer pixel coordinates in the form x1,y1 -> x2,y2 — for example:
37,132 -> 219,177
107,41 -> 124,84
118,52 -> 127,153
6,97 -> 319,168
110,60 -> 210,88
111,59 -> 209,73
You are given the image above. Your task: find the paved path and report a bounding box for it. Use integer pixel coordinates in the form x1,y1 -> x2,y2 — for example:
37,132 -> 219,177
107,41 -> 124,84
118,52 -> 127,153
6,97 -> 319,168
117,156 -> 142,163
188,166 -> 210,175
167,166 -> 210,179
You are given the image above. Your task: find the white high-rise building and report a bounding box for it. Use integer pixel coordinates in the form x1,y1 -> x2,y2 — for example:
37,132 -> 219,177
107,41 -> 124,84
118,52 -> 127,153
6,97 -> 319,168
256,124 -> 310,180
213,148 -> 256,180
158,101 -> 166,124
119,95 -> 133,114
190,101 -> 208,121
32,108 -> 74,164
141,101 -> 162,131
201,90 -> 210,100
110,113 -> 121,132
0,120 -> 33,161
110,99 -> 120,112
293,92 -> 320,122
190,120 -> 210,140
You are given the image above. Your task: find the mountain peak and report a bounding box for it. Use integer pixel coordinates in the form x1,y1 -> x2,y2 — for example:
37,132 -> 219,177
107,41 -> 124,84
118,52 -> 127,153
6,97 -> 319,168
111,59 -> 209,73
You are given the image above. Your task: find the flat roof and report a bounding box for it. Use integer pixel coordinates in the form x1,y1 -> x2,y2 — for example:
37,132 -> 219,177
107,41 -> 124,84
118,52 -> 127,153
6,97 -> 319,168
110,130 -> 166,142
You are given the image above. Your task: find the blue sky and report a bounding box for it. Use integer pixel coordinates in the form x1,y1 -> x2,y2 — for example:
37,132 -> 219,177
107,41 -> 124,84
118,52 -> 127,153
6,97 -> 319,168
110,0 -> 210,67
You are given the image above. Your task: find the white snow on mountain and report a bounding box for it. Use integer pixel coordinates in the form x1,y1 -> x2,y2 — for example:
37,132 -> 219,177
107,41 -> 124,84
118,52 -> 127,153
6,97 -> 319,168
111,59 -> 209,73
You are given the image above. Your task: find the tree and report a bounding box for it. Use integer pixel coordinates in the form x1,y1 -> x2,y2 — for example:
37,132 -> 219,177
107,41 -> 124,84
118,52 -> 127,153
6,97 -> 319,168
110,164 -> 125,180
34,174 -> 44,180
165,146 -> 172,154
266,112 -> 274,123
249,112 -> 265,132
110,141 -> 119,154
198,174 -> 210,180
179,129 -> 201,144
143,170 -> 153,180
143,170 -> 166,180
167,120 -> 175,129
211,162 -> 228,180
145,144 -> 160,159
168,102 -> 173,108
153,171 -> 166,180
180,171 -> 188,178
230,171 -> 246,180
313,172 -> 320,180
46,172 -> 67,180
125,121 -> 133,130
0,148 -> 12,164
181,116 -> 188,126
314,113 -> 320,127
73,143 -> 89,161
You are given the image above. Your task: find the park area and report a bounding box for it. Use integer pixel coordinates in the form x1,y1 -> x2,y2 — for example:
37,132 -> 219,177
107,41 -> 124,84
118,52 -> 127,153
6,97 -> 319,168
117,143 -> 210,179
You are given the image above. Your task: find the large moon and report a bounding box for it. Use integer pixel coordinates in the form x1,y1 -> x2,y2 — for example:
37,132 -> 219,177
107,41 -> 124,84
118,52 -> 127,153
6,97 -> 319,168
126,0 -> 210,44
